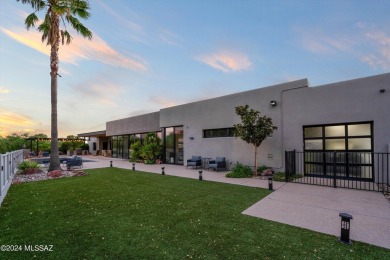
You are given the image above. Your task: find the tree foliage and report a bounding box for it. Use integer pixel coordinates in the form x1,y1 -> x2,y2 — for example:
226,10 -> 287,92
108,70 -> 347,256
234,105 -> 277,173
17,0 -> 92,171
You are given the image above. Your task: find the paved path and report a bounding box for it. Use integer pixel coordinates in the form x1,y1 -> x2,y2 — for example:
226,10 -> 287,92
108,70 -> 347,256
81,156 -> 390,249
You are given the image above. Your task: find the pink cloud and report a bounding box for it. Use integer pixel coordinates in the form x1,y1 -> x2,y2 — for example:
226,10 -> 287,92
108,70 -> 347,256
0,26 -> 147,72
197,50 -> 252,73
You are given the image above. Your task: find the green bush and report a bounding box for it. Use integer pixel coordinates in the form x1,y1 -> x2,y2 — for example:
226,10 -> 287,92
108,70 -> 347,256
130,140 -> 142,162
226,163 -> 253,178
18,160 -> 39,171
272,172 -> 303,182
256,165 -> 269,174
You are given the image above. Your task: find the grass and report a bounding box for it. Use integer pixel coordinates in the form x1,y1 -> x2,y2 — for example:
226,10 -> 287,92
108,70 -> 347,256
0,168 -> 388,259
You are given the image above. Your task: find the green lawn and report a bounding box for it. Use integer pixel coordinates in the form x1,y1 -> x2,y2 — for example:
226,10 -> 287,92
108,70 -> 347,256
0,168 -> 388,259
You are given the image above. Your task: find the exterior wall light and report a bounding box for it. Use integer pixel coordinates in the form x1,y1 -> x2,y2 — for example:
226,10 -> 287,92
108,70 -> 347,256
270,100 -> 277,107
380,89 -> 386,93
189,137 -> 194,140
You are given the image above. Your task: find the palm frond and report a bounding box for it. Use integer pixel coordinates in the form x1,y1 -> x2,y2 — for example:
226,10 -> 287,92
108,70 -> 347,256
70,0 -> 91,19
66,15 -> 92,40
25,13 -> 39,30
17,0 -> 46,11
63,30 -> 72,44
37,17 -> 50,45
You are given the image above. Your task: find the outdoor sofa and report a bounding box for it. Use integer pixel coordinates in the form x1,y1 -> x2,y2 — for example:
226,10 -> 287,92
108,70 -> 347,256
186,156 -> 201,169
65,156 -> 83,170
207,157 -> 226,171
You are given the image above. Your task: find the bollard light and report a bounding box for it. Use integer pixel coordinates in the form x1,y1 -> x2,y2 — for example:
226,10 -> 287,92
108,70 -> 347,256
339,212 -> 353,245
198,170 -> 203,181
268,175 -> 273,190
161,167 -> 165,175
110,161 -> 113,167
132,163 -> 135,171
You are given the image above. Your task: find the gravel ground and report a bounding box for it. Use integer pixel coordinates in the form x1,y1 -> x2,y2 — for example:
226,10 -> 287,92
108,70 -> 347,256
13,169 -> 87,184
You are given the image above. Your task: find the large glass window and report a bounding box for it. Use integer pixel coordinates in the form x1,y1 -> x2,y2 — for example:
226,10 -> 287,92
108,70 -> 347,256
303,122 -> 373,180
163,126 -> 184,165
165,127 -> 175,164
175,127 -> 184,164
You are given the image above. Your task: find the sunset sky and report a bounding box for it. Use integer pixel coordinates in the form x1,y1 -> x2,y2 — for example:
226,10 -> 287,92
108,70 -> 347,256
1,0 -> 390,137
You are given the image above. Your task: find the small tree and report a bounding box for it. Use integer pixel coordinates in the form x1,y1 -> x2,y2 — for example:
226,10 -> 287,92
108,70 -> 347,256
234,105 -> 277,174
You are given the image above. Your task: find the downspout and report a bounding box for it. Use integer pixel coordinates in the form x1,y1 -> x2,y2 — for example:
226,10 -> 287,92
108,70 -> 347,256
273,83 -> 308,170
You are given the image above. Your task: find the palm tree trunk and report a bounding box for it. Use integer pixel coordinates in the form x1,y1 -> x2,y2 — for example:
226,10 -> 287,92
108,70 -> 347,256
48,14 -> 61,171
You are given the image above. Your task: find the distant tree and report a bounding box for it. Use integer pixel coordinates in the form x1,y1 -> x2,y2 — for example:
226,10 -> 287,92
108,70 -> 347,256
17,0 -> 92,171
234,105 -> 277,174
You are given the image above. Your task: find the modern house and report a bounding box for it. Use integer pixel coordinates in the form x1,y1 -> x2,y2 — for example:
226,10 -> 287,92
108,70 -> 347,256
78,72 -> 390,183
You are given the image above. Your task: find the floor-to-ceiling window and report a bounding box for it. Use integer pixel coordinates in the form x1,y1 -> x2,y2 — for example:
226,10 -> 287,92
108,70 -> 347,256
303,122 -> 373,180
111,132 -> 162,159
112,136 -> 118,157
163,126 -> 184,165
175,127 -> 184,164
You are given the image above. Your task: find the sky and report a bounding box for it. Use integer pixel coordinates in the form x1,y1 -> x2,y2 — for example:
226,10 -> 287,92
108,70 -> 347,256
1,0 -> 390,138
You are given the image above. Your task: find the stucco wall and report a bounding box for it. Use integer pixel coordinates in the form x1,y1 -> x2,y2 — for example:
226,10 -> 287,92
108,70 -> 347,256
106,112 -> 160,136
282,73 -> 390,154
160,79 -> 309,169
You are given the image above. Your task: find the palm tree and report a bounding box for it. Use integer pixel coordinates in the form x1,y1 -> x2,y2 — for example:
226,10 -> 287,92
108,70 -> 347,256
17,0 -> 92,171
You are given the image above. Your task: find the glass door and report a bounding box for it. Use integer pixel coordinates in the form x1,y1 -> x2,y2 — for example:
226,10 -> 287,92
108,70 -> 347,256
165,128 -> 174,163
175,127 -> 184,164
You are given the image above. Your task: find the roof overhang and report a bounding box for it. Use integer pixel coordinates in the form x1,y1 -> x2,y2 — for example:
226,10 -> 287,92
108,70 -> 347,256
78,130 -> 106,138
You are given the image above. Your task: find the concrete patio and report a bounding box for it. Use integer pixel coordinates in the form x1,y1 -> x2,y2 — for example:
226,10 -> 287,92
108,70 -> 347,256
80,155 -> 390,249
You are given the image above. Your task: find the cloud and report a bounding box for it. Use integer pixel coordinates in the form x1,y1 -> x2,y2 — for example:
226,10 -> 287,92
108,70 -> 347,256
0,110 -> 33,126
149,95 -> 178,108
0,110 -> 36,137
0,26 -> 147,72
197,50 -> 252,73
159,29 -> 181,46
73,78 -> 124,106
299,30 -> 353,54
0,88 -> 10,94
361,30 -> 390,70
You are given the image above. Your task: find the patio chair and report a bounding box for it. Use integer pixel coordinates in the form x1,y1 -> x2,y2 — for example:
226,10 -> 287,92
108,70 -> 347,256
186,156 -> 201,169
65,156 -> 83,170
208,157 -> 226,171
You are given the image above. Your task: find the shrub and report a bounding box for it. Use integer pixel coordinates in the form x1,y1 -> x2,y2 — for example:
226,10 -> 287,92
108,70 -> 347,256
18,160 -> 39,171
226,163 -> 253,178
130,140 -> 142,162
256,165 -> 269,175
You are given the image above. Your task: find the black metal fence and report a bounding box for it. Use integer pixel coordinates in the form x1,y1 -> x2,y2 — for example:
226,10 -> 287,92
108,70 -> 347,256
285,150 -> 389,194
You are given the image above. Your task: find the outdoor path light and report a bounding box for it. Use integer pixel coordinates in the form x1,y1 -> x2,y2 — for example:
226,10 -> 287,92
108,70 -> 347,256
132,163 -> 135,171
198,170 -> 203,180
339,212 -> 353,245
161,167 -> 165,175
268,175 -> 273,190
110,161 -> 113,167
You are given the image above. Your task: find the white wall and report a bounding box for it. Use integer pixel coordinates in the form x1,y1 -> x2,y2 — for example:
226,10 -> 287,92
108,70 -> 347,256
160,79 -> 309,169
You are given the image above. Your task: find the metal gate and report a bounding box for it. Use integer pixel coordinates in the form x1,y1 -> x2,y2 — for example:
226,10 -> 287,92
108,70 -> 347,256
285,150 -> 389,194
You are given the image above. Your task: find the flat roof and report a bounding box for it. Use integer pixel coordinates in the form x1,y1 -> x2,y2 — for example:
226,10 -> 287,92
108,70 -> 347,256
78,130 -> 106,138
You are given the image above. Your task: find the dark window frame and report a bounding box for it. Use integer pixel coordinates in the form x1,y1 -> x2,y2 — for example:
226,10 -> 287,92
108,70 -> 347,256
303,121 -> 374,180
203,127 -> 235,138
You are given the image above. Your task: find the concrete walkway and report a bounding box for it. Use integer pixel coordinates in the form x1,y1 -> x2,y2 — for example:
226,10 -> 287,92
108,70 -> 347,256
81,156 -> 390,249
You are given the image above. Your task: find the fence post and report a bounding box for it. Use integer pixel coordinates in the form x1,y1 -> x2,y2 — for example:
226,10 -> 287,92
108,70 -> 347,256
285,151 -> 289,182
293,149 -> 296,176
333,151 -> 337,188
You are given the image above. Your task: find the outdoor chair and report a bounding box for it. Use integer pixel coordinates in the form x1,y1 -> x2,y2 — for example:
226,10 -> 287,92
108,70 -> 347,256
186,156 -> 201,169
208,157 -> 226,171
65,156 -> 83,170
